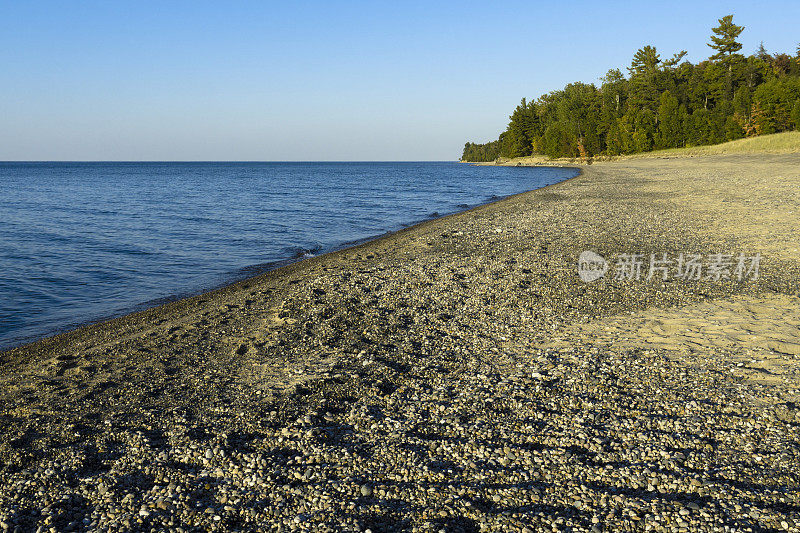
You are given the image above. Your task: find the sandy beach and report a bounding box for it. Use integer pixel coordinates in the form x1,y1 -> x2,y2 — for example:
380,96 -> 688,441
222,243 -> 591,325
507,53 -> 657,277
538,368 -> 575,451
1,154 -> 799,532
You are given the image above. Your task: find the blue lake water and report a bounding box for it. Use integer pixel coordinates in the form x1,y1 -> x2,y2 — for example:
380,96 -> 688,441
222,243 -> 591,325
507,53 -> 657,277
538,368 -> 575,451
0,162 -> 578,349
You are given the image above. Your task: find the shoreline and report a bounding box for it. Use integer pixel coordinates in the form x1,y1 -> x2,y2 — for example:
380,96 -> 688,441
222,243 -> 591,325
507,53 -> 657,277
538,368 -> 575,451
0,167 -> 581,356
1,154 -> 799,531
0,165 -> 579,354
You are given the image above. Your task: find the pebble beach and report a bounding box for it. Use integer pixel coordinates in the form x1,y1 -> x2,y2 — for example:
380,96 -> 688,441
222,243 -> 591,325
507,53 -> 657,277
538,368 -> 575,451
1,154 -> 799,532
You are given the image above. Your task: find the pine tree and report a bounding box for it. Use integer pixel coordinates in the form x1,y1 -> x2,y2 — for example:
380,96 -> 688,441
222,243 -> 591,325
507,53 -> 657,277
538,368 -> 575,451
756,42 -> 770,61
707,15 -> 746,100
503,98 -> 533,157
629,46 -> 661,77
708,15 -> 745,61
628,46 -> 662,110
663,51 -> 688,69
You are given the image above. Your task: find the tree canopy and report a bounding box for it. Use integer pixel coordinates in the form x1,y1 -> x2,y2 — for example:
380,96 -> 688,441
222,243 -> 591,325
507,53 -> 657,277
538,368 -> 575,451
462,15 -> 800,162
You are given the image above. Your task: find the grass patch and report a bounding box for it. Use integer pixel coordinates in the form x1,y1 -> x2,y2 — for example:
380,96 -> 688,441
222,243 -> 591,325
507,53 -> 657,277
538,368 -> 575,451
629,131 -> 800,158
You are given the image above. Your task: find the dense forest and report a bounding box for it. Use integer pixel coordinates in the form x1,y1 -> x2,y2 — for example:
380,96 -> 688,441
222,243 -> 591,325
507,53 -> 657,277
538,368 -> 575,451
462,16 -> 800,161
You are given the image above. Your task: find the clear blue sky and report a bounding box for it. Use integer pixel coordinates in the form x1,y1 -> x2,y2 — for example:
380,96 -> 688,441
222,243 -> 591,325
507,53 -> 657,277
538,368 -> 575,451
1,1 -> 798,161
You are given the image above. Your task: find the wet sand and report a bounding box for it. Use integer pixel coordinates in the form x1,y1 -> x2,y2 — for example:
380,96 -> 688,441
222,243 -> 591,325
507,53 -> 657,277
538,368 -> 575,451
1,154 -> 799,532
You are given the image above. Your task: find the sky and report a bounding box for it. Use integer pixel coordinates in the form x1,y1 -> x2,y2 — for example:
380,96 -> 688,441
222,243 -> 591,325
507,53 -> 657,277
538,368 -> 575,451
1,1 -> 798,161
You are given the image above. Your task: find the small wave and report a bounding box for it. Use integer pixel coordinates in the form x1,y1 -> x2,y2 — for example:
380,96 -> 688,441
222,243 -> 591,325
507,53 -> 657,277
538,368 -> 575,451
284,245 -> 324,259
234,245 -> 325,279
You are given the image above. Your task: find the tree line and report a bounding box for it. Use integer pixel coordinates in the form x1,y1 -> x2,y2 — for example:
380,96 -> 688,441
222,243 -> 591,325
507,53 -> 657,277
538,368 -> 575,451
462,16 -> 800,162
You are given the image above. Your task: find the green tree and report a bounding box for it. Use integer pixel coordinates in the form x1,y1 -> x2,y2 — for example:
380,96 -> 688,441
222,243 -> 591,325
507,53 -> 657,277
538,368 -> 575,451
600,69 -> 626,115
732,86 -> 751,117
707,15 -> 746,100
792,100 -> 800,130
554,83 -> 602,156
604,119 -> 623,155
630,108 -> 656,151
598,69 -> 627,153
663,50 -> 688,69
629,45 -> 661,77
703,62 -> 728,105
742,56 -> 767,90
502,99 -> 534,157
753,77 -> 800,133
756,41 -> 770,62
628,46 -> 663,110
725,115 -> 744,140
687,108 -> 712,145
708,15 -> 745,61
656,91 -> 681,148
541,123 -> 570,158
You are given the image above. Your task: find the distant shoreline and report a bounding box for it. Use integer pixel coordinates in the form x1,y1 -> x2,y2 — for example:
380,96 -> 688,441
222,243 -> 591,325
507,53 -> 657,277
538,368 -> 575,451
462,130 -> 800,167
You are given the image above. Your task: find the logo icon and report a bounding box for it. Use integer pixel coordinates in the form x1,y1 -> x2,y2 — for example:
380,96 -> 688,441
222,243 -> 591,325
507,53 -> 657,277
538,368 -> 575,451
578,251 -> 608,283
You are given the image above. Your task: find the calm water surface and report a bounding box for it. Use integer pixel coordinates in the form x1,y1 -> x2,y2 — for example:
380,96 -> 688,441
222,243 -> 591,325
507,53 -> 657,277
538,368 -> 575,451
0,162 -> 578,349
